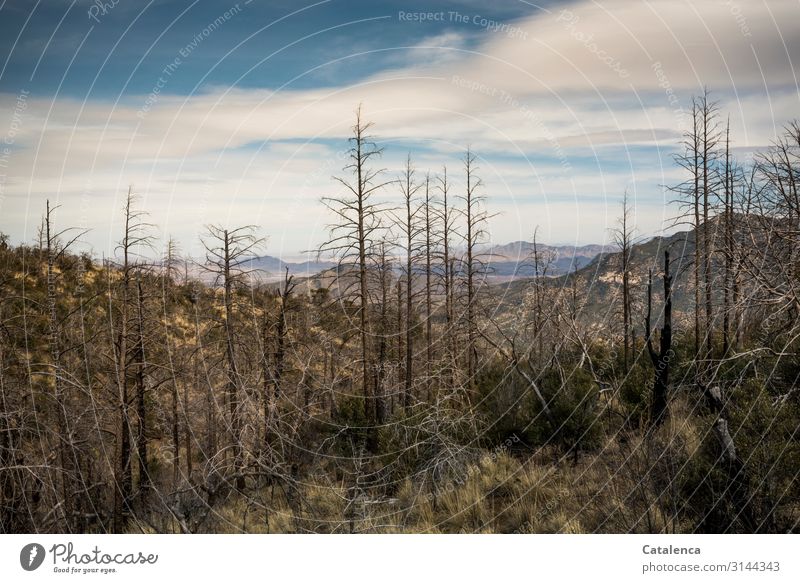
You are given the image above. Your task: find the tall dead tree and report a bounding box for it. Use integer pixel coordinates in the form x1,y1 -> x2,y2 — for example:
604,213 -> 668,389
161,238 -> 183,486
318,106 -> 392,448
134,275 -> 149,495
202,224 -> 263,490
112,187 -> 152,532
671,91 -> 719,376
272,267 -> 295,402
526,227 -> 554,365
721,118 -> 734,357
699,90 -> 720,364
423,174 -> 434,380
750,121 -> 800,350
612,192 -> 635,372
396,278 -> 403,413
460,148 -> 489,395
0,312 -> 23,533
397,155 -> 422,410
259,266 -> 295,459
373,240 -> 394,425
671,97 -> 702,364
435,166 -> 458,375
732,166 -> 757,352
645,250 -> 673,428
43,200 -> 85,531
190,291 -> 215,465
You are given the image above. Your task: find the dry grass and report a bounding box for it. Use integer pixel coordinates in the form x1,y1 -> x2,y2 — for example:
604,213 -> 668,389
171,396 -> 773,533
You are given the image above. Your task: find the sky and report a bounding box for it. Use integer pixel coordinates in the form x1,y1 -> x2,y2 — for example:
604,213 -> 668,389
0,0 -> 798,260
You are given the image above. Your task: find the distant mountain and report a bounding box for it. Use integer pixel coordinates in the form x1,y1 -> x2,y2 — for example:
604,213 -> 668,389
496,226 -> 708,327
487,241 -> 608,259
247,243 -> 610,283
252,241 -> 612,295
246,255 -> 336,280
484,242 -> 611,277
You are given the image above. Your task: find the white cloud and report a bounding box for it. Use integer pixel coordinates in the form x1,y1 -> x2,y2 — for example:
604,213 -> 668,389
1,0 -> 798,254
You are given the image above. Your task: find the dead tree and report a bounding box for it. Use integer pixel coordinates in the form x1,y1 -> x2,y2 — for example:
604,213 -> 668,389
161,237 -> 183,486
202,224 -> 263,490
747,121 -> 800,352
612,192 -> 635,372
435,166 -> 458,377
671,91 -> 719,376
373,240 -> 395,425
318,105 -> 392,449
645,251 -> 673,428
671,99 -> 702,364
272,267 -> 295,402
190,293 -> 215,465
721,118 -> 735,357
459,148 -> 489,395
0,315 -> 23,533
423,174 -> 434,382
111,187 -> 153,532
699,90 -> 721,364
43,200 -> 85,531
396,155 -> 423,410
396,278 -> 403,414
525,227 -> 555,365
134,275 -> 149,496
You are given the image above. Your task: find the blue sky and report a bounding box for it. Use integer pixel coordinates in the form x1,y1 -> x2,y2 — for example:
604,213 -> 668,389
0,0 -> 553,95
1,0 -> 798,259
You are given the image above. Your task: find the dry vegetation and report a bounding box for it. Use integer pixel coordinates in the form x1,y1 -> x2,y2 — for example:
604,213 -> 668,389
1,97 -> 799,534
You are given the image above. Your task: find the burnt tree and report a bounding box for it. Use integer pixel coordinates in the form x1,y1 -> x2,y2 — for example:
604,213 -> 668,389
645,250 -> 673,428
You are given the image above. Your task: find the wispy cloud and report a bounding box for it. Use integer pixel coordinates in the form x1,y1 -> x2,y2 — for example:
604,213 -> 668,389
1,0 -> 797,256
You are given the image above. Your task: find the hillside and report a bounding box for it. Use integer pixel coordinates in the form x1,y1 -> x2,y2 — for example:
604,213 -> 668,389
496,226 -> 707,327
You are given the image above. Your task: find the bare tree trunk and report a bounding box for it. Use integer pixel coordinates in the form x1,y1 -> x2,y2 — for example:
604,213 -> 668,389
531,229 -> 546,363
464,151 -> 477,392
163,239 -> 181,487
113,265 -> 132,533
438,168 -> 457,379
194,302 -> 215,464
184,367 -> 192,480
274,269 -> 292,401
375,241 -> 391,425
692,102 -> 702,364
399,156 -> 420,410
265,268 -> 294,448
396,278 -> 404,410
461,149 -> 487,396
171,371 -> 180,486
134,276 -> 149,496
701,90 -> 714,364
424,175 -> 433,397
614,192 -> 634,372
316,106 -> 390,448
223,232 -> 244,490
44,200 -> 75,531
202,224 -> 261,482
722,118 -> 733,357
261,302 -> 272,452
113,188 -> 137,533
353,122 -> 374,435
645,251 -> 673,428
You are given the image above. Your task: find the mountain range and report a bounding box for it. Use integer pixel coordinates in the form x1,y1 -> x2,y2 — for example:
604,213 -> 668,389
247,242 -> 611,282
